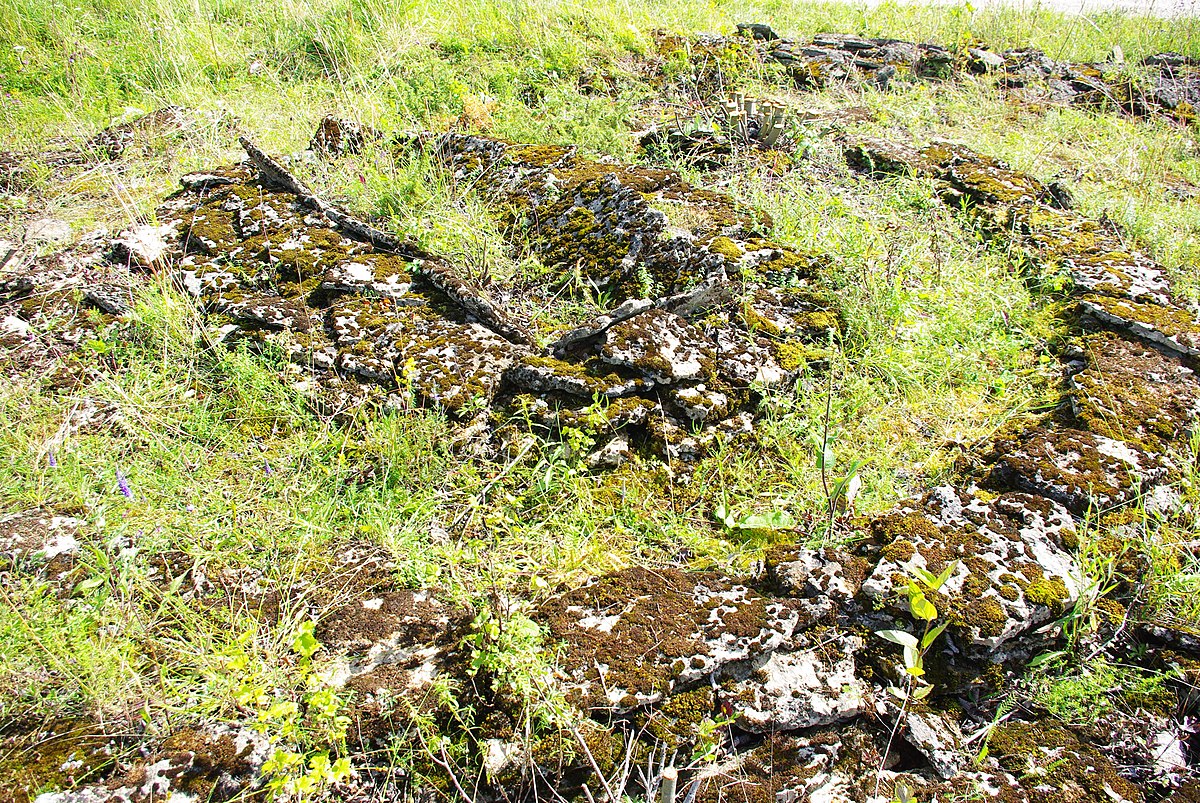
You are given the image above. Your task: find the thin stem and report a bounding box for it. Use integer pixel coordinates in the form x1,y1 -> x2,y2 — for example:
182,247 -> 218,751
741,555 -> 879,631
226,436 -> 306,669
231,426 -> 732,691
873,677 -> 912,802
821,333 -> 835,537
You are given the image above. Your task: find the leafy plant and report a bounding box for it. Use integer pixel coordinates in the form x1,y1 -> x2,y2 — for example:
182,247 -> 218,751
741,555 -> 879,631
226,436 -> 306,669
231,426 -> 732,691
713,503 -> 796,532
873,562 -> 959,799
464,602 -> 567,726
690,710 -> 736,765
244,621 -> 355,799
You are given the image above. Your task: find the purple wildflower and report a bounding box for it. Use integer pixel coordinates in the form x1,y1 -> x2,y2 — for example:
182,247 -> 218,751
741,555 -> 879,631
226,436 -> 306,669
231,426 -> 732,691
116,468 -> 133,499
47,449 -> 57,467
263,460 -> 274,476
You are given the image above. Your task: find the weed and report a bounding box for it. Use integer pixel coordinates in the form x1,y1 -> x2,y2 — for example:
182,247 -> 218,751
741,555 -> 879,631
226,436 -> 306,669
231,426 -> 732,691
1,1 -> 1198,799
874,562 -> 958,798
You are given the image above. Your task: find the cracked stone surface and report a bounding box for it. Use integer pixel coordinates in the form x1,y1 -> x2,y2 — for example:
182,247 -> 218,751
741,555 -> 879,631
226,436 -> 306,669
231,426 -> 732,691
34,725 -> 272,803
861,486 -> 1081,653
109,130 -> 845,458
8,104 -> 1200,803
538,567 -> 806,712
988,425 -> 1170,514
726,631 -> 868,733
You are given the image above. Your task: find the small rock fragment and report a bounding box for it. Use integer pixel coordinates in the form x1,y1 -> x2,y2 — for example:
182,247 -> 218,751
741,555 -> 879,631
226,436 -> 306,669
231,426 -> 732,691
26,218 -> 71,245
111,224 -> 175,269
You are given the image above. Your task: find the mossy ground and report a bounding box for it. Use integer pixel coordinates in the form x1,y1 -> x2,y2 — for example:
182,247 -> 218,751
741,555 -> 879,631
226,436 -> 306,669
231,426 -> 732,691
1,0 -> 1199,799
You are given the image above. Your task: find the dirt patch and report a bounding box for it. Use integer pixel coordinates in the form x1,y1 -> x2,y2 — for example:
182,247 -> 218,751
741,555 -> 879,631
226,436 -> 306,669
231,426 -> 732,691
0,509 -> 87,589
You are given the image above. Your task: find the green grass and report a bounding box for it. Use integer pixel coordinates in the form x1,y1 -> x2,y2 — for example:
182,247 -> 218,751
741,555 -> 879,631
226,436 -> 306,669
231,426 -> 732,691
1,0 -> 1199,798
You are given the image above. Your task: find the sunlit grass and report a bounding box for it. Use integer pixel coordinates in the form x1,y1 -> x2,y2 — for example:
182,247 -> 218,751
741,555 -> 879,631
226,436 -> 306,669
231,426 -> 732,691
0,0 -> 1197,794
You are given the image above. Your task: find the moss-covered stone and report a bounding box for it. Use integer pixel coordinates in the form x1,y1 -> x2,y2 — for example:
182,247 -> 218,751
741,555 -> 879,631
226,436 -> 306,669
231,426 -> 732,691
537,566 -> 800,711
988,721 -> 1144,802
1069,331 -> 1200,454
860,486 -> 1080,654
987,424 -> 1169,515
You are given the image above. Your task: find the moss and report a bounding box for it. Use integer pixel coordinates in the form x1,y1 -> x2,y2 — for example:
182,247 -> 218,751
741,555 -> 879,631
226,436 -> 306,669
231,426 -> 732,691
535,197 -> 636,296
182,206 -> 239,252
0,719 -> 116,803
988,721 -> 1143,801
755,248 -> 823,282
435,132 -> 787,305
990,425 -> 1143,514
871,512 -> 941,545
880,538 -> 916,562
1070,332 -> 1197,454
944,163 -> 1046,206
774,340 -> 828,372
1093,597 -> 1125,623
1024,576 -> 1068,608
790,310 -> 839,333
961,573 -> 989,598
539,568 -> 776,709
739,300 -> 783,337
641,686 -> 714,749
706,236 -> 744,260
954,596 -> 1007,638
505,143 -> 573,167
690,732 -> 819,803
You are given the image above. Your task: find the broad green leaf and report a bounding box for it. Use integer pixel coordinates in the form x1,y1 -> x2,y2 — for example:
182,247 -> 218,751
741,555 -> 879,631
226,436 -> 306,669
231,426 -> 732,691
913,566 -> 938,588
922,621 -> 950,648
818,442 -> 835,473
292,621 -> 321,659
910,593 -> 938,622
830,460 -> 863,502
911,683 -> 933,700
903,644 -> 923,673
75,576 -> 105,594
876,629 -> 918,648
933,561 -> 959,591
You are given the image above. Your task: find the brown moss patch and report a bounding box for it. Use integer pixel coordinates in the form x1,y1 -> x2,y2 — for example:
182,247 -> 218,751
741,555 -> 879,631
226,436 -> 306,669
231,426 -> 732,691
0,719 -> 118,803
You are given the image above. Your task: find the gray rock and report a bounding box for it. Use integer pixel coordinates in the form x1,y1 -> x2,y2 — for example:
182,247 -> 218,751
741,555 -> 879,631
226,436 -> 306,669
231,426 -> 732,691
879,700 -> 965,778
26,218 -> 72,245
539,567 -> 804,711
83,282 -> 134,315
989,426 -> 1170,515
585,433 -> 633,469
767,547 -> 868,601
736,23 -> 779,41
600,308 -> 714,384
34,725 -> 270,803
111,224 -> 175,269
729,632 -> 868,732
1079,295 -> 1200,362
861,486 -> 1081,653
968,47 -> 1005,72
